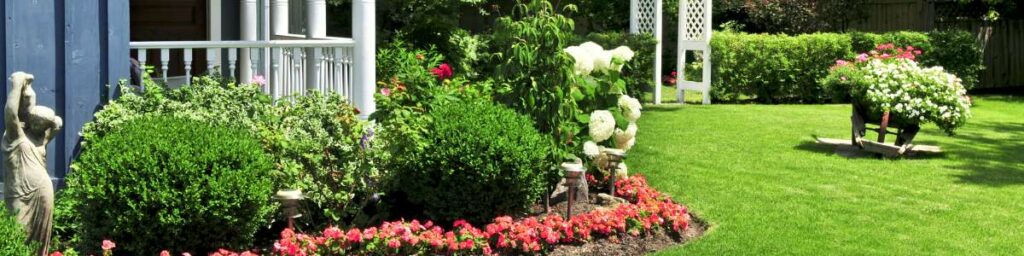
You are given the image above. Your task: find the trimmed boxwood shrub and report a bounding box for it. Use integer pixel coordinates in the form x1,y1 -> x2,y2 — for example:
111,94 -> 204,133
710,30 -> 984,103
390,101 -> 551,224
64,115 -> 275,254
0,207 -> 36,256
710,31 -> 852,103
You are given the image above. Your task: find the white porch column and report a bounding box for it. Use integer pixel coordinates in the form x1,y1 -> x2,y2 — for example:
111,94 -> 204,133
305,0 -> 327,91
271,0 -> 290,36
240,0 -> 258,83
353,0 -> 376,119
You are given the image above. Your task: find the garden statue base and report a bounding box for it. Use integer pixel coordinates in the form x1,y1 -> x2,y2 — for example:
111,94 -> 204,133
549,178 -> 588,206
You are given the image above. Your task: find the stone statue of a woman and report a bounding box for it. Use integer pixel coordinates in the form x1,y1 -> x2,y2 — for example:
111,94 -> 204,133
4,72 -> 61,255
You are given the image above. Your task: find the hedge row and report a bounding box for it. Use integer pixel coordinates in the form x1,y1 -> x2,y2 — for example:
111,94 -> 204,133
710,30 -> 983,103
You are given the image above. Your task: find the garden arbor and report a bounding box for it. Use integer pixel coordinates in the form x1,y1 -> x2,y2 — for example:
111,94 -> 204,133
630,0 -> 711,104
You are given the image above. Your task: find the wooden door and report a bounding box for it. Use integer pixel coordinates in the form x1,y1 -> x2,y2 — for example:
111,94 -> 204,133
130,0 -> 209,77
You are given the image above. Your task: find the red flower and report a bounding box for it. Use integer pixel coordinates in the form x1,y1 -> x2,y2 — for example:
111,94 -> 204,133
49,252 -> 63,256
431,63 -> 454,80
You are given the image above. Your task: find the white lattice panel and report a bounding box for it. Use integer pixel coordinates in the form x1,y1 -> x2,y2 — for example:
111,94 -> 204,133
680,0 -> 707,42
634,0 -> 659,34
676,0 -> 712,105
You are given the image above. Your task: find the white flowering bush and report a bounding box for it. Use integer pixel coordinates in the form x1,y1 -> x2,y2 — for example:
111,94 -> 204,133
823,45 -> 971,135
564,41 -> 642,179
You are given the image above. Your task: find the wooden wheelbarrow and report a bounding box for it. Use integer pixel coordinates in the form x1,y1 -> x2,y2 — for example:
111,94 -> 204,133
815,104 -> 941,158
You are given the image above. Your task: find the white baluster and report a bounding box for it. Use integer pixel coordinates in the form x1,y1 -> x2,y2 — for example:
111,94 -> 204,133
293,48 -> 303,95
160,49 -> 170,83
183,49 -> 193,86
334,48 -> 343,94
271,47 -> 282,100
250,48 -> 259,86
137,49 -> 147,78
207,50 -> 218,76
228,49 -> 238,81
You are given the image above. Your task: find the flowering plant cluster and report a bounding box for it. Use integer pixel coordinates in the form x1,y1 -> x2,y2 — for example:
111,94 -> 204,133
201,174 -> 688,256
824,43 -> 972,135
564,42 -> 643,179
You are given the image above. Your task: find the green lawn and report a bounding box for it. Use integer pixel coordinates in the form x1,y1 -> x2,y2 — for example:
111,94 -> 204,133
629,95 -> 1024,255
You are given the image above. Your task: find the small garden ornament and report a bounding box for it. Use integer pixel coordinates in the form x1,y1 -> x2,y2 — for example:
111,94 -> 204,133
4,72 -> 62,255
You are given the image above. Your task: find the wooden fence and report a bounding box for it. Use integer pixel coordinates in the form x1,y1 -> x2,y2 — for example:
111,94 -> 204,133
850,0 -> 1023,88
2,1 -> 130,185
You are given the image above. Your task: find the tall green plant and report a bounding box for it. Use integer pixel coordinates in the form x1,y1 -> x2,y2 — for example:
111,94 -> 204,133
490,0 -> 579,160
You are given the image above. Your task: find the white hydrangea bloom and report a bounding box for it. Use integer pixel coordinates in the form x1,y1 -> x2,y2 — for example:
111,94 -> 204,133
592,50 -> 613,73
589,110 -> 616,142
614,123 -> 638,150
618,95 -> 642,122
564,46 -> 595,75
583,141 -> 601,159
610,46 -> 635,61
609,46 -> 635,72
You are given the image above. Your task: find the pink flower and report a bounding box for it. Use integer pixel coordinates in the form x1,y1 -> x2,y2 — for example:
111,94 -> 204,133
430,63 -> 453,80
380,87 -> 392,96
856,53 -> 869,62
387,238 -> 401,249
251,75 -> 267,86
183,253 -> 193,256
835,60 -> 850,67
101,240 -> 116,251
160,250 -> 171,256
323,226 -> 342,239
49,252 -> 63,256
346,228 -> 363,243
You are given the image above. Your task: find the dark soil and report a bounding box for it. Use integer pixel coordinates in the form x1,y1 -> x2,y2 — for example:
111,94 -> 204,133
529,193 -> 708,256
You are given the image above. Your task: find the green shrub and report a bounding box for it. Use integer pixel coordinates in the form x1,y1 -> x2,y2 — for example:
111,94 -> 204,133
710,31 -> 851,103
925,30 -> 984,89
0,207 -> 36,256
270,91 -> 378,224
577,32 -> 659,99
71,76 -> 378,228
710,30 -> 984,103
391,101 -> 551,224
65,116 -> 275,254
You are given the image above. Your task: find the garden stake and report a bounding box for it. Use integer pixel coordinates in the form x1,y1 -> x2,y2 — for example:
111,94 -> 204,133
274,189 -> 305,230
603,149 -> 626,197
561,162 -> 585,219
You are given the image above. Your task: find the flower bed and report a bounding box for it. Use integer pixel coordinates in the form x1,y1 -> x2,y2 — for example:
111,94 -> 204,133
70,174 -> 693,256
261,175 -> 689,256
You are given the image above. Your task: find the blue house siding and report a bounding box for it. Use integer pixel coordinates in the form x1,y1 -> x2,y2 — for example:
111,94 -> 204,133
2,0 -> 129,187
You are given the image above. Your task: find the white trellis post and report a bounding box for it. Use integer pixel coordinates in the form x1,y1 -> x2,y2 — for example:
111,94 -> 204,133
677,0 -> 712,104
630,0 -> 664,104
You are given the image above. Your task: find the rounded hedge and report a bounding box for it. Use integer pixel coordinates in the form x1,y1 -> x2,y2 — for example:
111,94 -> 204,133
393,101 -> 551,224
65,115 -> 275,254
0,207 -> 35,256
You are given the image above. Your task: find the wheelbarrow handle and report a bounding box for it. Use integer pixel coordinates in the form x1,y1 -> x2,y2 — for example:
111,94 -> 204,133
878,111 -> 890,144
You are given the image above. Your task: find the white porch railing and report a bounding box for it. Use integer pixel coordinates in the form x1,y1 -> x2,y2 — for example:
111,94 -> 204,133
130,38 -> 358,101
